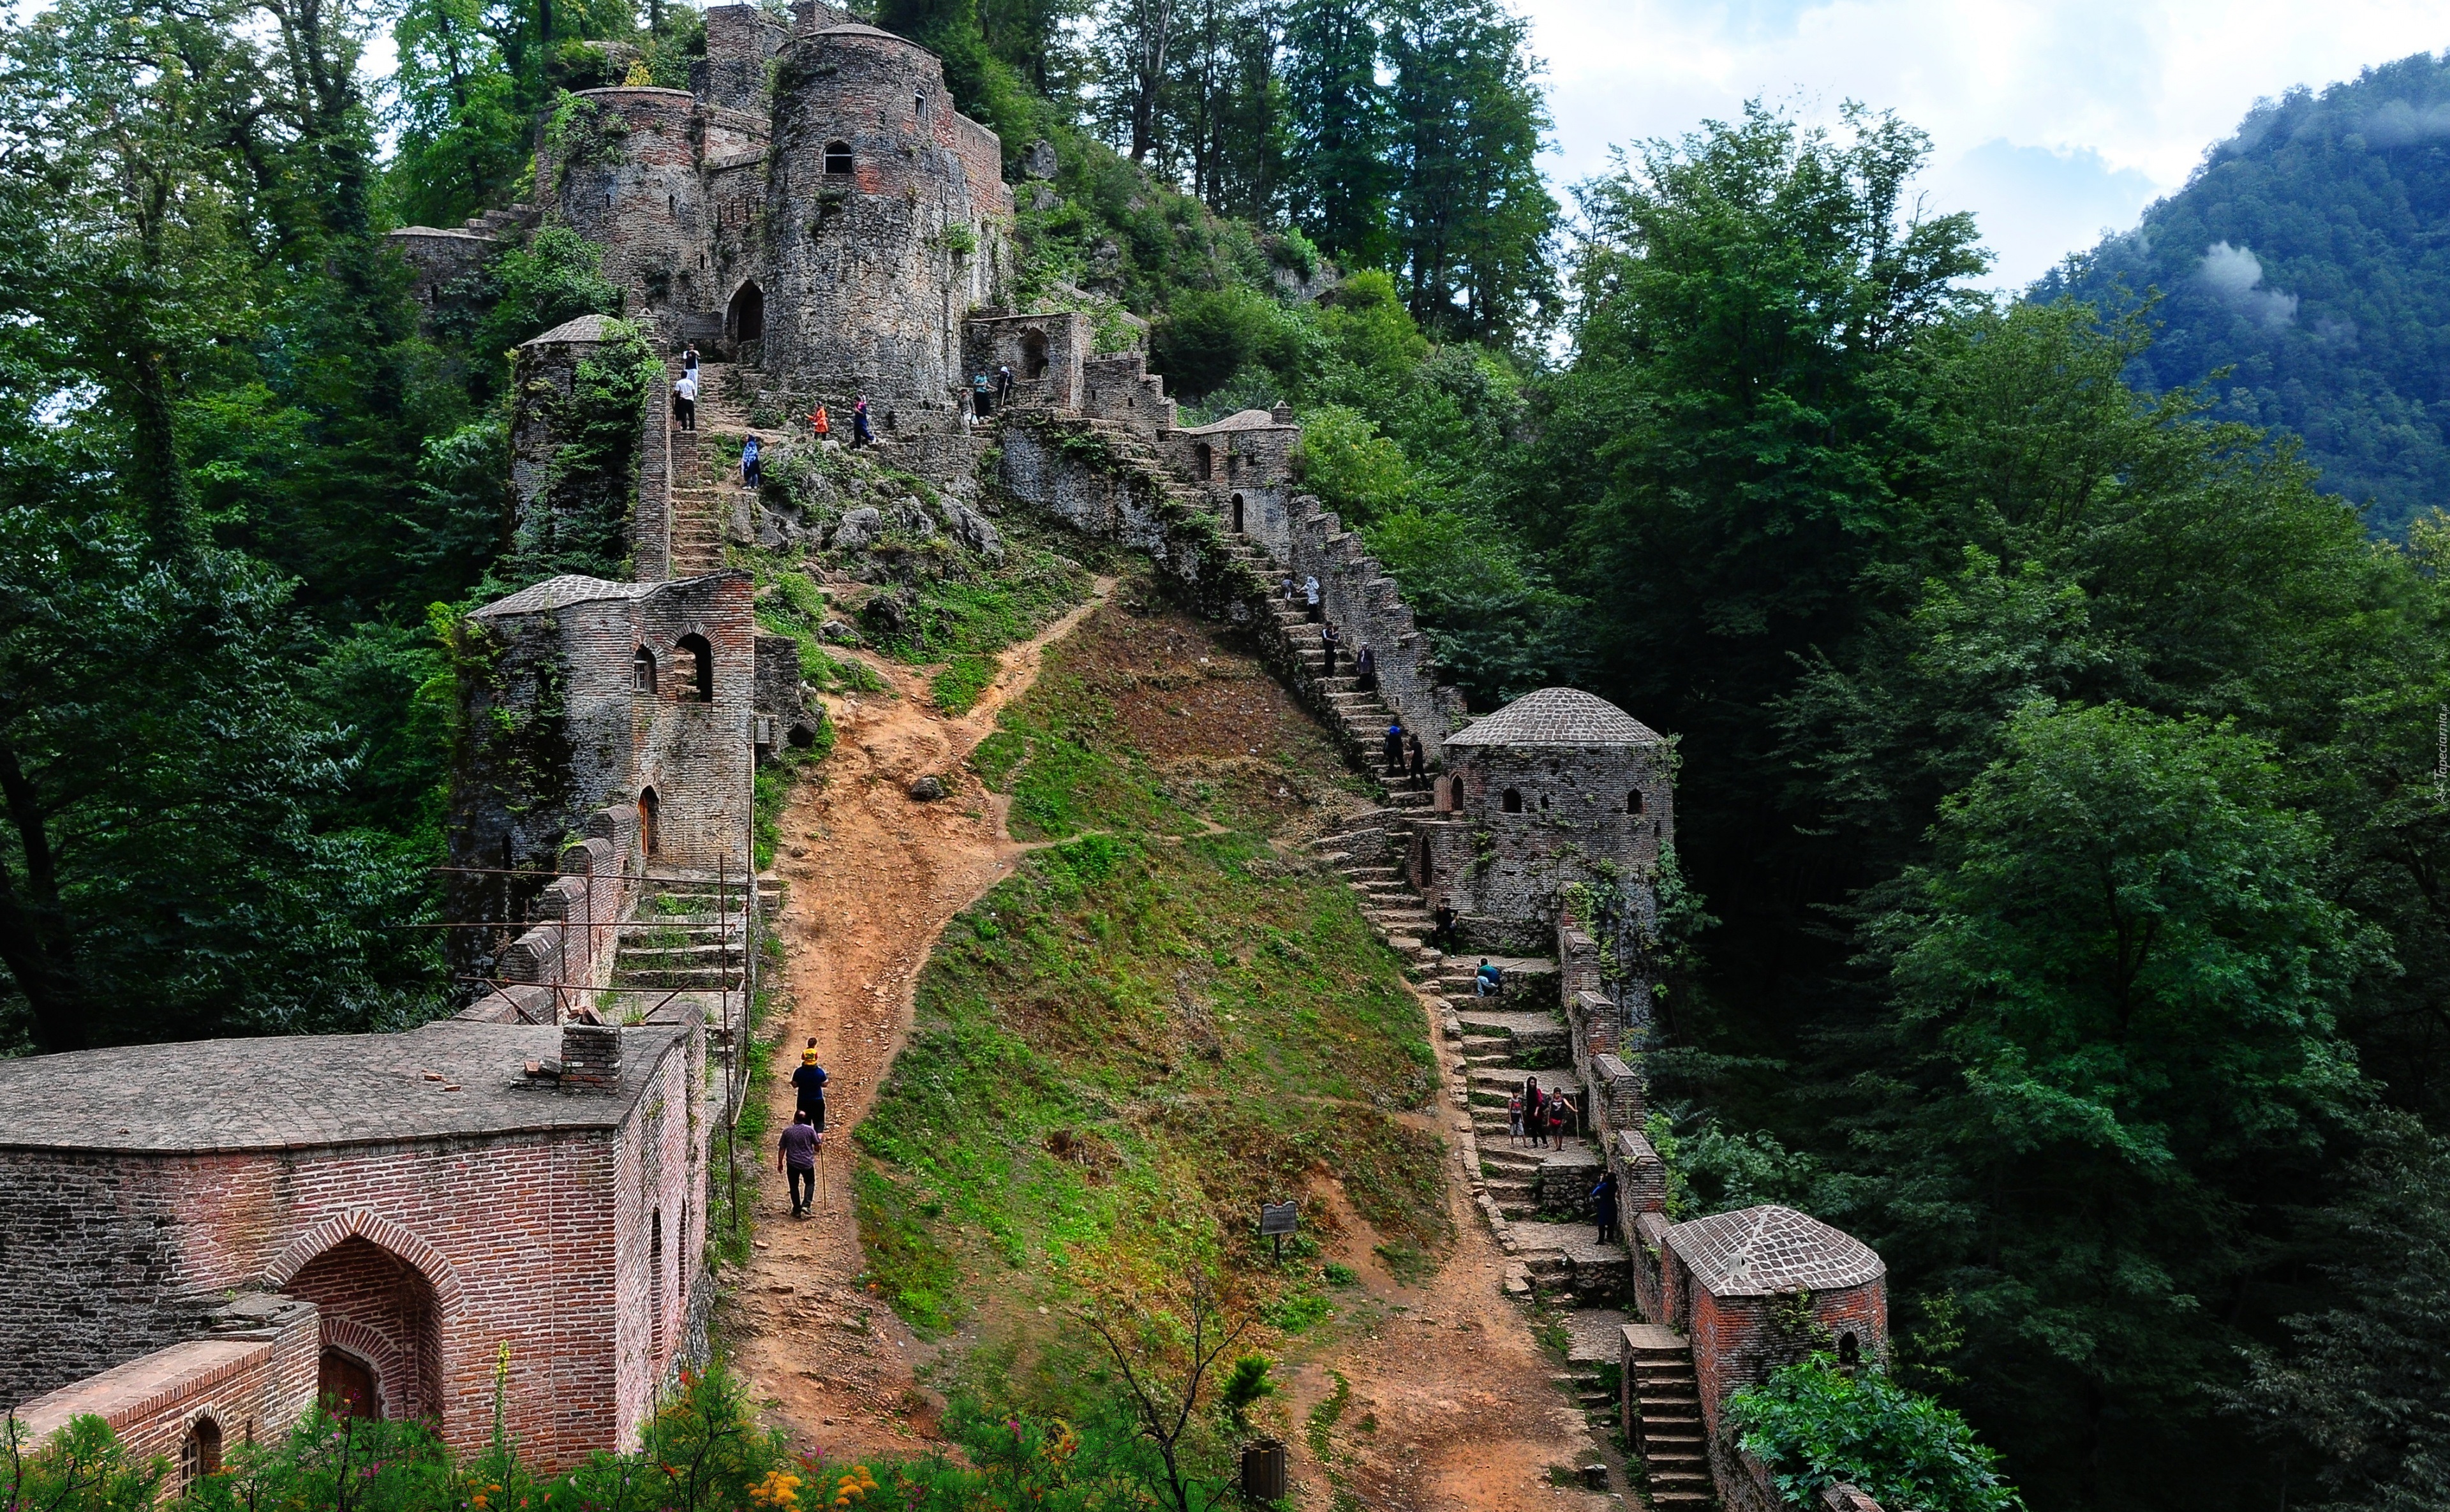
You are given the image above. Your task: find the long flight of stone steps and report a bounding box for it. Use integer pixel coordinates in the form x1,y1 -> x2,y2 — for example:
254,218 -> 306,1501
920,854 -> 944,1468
1011,404 -> 1654,1464
1624,1322 -> 1713,1509
667,360 -> 754,577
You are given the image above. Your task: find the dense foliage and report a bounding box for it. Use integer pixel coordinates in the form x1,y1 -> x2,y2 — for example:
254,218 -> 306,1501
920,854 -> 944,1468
2049,51 -> 2450,537
1,1363 -> 1250,1512
7,0 -> 2450,1499
1729,1354 -> 2021,1512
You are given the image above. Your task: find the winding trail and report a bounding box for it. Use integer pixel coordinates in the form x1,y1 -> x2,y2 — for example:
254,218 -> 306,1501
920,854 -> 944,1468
725,576 -> 1618,1507
725,578 -> 1115,1461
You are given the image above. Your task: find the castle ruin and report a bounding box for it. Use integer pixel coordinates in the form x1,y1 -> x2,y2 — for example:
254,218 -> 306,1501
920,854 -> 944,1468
2,14 -> 1904,1506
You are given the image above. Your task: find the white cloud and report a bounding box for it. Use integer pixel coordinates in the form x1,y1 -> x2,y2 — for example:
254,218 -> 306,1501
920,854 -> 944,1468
1517,0 -> 2450,287
2199,240 -> 2298,327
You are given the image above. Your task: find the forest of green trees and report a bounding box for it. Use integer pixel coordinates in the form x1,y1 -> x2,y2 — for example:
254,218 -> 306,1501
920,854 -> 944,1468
2051,50 -> 2450,538
4,0 -> 2450,1504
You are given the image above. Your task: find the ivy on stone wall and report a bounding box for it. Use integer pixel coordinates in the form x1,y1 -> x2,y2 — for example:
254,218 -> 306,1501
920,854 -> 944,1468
501,319 -> 659,588
544,91 -> 630,185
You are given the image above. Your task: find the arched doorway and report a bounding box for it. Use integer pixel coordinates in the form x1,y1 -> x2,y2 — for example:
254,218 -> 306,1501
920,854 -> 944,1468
1231,493 -> 1245,533
318,1349 -> 380,1418
1022,329 -> 1048,378
639,786 -> 660,857
286,1236 -> 442,1422
727,281 -> 764,343
1501,788 -> 1523,814
1195,443 -> 1213,480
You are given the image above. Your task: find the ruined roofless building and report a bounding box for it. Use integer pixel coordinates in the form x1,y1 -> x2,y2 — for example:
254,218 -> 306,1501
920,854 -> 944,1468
489,3 -> 1014,433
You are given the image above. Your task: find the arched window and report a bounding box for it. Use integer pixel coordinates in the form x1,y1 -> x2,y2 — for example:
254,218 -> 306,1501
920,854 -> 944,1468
1194,443 -> 1213,480
650,1209 -> 665,1356
634,646 -> 656,695
639,787 -> 660,857
182,1417 -> 223,1489
1443,775 -> 1464,812
1501,789 -> 1523,814
1838,1331 -> 1862,1369
1628,790 -> 1644,815
676,634 -> 714,702
1539,793 -> 1550,812
824,140 -> 854,174
727,281 -> 764,343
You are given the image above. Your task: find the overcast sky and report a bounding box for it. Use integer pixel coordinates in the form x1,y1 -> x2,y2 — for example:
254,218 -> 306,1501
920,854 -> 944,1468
1524,0 -> 2449,289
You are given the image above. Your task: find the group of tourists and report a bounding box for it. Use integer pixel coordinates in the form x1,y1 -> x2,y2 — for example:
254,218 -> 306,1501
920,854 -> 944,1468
1508,1076 -> 1576,1151
776,1042 -> 831,1219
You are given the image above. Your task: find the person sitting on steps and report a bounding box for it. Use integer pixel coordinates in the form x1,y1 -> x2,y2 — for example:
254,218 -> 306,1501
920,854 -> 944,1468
1475,958 -> 1503,997
1430,901 -> 1460,953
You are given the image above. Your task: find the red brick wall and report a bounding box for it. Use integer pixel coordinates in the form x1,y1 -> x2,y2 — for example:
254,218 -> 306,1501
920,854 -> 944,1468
11,1301 -> 319,1493
1688,1283 -> 1890,1441
1,1032 -> 707,1467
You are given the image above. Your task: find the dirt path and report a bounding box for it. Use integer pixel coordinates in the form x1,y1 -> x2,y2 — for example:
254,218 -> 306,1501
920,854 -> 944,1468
727,578 -> 1115,1461
727,577 -> 1619,1507
1275,1044 -> 1619,1512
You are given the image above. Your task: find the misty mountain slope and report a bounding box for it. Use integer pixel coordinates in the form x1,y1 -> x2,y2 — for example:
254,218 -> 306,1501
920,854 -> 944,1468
2045,50 -> 2450,536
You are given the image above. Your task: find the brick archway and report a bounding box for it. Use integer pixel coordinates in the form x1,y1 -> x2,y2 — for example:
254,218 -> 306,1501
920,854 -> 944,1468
264,1210 -> 464,1312
280,1234 -> 448,1425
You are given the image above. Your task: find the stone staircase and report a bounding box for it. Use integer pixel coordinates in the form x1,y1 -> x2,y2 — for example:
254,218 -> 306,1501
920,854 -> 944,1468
1624,1323 -> 1712,1509
999,402 -> 1659,1485
668,360 -> 782,578
609,873 -> 785,995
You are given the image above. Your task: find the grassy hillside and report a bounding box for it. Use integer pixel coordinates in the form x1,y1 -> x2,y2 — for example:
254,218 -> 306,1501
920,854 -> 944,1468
852,579 -> 1447,1337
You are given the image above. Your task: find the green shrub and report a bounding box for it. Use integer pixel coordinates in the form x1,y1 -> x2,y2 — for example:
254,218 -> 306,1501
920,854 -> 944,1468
932,653 -> 1000,715
1727,1354 -> 2023,1512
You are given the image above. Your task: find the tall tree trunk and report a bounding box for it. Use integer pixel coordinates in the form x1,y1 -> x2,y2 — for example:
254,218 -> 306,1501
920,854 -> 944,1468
0,743 -> 84,1053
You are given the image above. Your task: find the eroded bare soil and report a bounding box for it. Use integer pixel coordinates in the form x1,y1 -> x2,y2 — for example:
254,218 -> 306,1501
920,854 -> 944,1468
727,580 -> 1619,1509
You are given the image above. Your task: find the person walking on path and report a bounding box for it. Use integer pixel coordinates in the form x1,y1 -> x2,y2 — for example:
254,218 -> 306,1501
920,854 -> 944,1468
1381,722 -> 1405,781
1320,621 -> 1340,676
673,371 -> 698,431
778,1111 -> 820,1218
1355,646 -> 1377,693
972,372 -> 991,417
682,344 -> 699,377
852,397 -> 872,448
810,404 -> 829,441
792,1046 -> 828,1130
741,434 -> 762,489
1407,733 -> 1425,789
1508,1093 -> 1526,1146
997,364 -> 1013,407
1430,901 -> 1459,953
1591,1169 -> 1619,1243
1303,575 -> 1321,621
